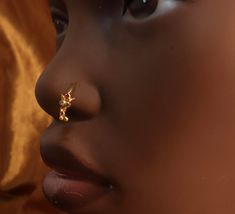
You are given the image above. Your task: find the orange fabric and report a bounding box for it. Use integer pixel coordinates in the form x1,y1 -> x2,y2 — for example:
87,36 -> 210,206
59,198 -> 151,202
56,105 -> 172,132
0,0 -> 62,213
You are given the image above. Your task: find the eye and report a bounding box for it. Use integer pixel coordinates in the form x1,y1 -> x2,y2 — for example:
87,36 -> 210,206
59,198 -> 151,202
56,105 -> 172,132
123,0 -> 159,19
50,7 -> 69,36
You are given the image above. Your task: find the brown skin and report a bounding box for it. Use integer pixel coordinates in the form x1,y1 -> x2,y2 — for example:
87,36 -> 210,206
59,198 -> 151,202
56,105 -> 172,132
35,0 -> 235,213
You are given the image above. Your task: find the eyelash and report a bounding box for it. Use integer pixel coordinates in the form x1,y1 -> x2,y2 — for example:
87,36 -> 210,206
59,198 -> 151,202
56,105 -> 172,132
50,0 -> 159,36
50,8 -> 69,36
123,0 -> 159,18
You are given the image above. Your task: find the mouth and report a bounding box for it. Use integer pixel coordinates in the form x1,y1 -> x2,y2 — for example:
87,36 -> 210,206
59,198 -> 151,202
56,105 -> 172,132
40,143 -> 114,212
43,171 -> 112,212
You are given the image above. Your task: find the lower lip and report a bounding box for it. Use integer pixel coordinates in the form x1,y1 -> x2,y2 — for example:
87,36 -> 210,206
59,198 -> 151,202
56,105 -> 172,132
43,171 -> 111,212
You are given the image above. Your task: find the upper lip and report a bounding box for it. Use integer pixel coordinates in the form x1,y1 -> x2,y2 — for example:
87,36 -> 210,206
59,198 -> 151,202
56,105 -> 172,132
40,143 -> 108,185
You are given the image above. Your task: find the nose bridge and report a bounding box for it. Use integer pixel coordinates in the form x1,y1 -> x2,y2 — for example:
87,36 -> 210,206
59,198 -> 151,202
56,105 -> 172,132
71,0 -> 124,20
66,0 -> 124,71
95,0 -> 125,17
94,0 -> 125,14
65,0 -> 126,58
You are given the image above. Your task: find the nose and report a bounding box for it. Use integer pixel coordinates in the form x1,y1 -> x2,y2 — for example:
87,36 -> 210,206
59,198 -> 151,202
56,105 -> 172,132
35,0 -> 126,121
35,67 -> 102,121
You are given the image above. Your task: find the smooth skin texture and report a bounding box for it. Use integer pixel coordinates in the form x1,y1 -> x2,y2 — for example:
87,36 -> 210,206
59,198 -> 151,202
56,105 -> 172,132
35,0 -> 235,213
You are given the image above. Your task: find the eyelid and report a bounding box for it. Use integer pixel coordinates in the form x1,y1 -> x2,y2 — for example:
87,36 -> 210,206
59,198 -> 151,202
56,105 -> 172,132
123,0 -> 186,22
49,5 -> 69,41
50,6 -> 68,21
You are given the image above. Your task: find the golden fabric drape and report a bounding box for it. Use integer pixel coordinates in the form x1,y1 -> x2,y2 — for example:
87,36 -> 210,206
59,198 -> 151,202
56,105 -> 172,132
0,0 -> 62,213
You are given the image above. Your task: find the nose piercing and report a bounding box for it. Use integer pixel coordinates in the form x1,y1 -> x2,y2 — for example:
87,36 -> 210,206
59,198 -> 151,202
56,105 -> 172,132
59,86 -> 76,122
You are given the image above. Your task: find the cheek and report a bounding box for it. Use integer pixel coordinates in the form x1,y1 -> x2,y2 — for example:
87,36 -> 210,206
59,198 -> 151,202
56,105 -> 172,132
107,6 -> 196,146
112,2 -> 235,212
117,0 -> 235,144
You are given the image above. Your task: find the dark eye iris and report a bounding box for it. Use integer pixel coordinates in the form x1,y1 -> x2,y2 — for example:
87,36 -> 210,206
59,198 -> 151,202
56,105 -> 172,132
123,0 -> 159,19
50,8 -> 68,36
52,16 -> 68,35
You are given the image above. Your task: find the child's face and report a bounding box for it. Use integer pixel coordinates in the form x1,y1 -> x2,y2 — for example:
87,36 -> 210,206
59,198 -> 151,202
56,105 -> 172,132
36,0 -> 235,213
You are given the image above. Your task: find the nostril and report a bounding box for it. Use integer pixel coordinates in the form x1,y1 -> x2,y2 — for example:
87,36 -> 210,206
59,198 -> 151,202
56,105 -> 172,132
66,108 -> 94,122
66,82 -> 102,121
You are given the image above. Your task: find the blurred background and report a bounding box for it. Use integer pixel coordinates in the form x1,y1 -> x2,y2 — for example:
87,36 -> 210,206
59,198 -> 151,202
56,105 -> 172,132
0,0 -> 62,213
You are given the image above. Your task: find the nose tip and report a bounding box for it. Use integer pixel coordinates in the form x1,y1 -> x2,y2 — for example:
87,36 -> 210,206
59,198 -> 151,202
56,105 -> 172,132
35,77 -> 102,122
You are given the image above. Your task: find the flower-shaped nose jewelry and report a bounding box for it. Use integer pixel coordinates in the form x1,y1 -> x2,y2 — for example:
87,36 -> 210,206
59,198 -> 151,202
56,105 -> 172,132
59,87 -> 76,122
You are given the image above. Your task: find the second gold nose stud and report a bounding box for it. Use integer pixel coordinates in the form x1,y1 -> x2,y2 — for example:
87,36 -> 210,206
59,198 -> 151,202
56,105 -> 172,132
59,86 -> 76,122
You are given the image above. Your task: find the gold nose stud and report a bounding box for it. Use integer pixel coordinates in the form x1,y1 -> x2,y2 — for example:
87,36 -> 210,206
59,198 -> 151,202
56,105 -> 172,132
59,87 -> 76,122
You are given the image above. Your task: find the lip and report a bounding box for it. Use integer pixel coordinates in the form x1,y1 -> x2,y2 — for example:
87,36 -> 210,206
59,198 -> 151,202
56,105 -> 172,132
40,143 -> 113,211
43,171 -> 112,212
